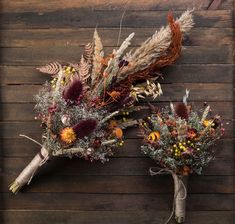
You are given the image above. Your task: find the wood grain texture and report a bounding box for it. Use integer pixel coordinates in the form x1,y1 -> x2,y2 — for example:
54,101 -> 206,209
1,211 -> 235,224
0,1 -> 234,223
1,28 -> 233,47
0,10 -> 233,29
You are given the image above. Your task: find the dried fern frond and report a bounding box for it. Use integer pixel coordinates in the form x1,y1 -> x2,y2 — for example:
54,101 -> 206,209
37,62 -> 62,75
79,55 -> 90,87
83,42 -> 93,65
91,29 -> 104,85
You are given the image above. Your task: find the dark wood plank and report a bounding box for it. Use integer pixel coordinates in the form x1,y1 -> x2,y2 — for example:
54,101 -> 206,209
2,175 -> 235,194
219,0 -> 234,9
1,193 -> 235,210
1,210 -> 234,224
1,101 -> 233,121
0,10 -> 233,29
1,138 -> 234,159
1,0 -> 212,12
1,157 -> 234,176
0,83 -> 233,103
0,45 -> 233,65
1,64 -> 233,84
0,28 -> 233,47
208,0 -> 223,10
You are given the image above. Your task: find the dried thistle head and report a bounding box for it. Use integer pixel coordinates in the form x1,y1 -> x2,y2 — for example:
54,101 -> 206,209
63,79 -> 83,104
175,103 -> 188,120
73,119 -> 97,139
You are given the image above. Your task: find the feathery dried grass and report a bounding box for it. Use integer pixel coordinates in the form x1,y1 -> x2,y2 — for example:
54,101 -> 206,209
119,10 -> 194,79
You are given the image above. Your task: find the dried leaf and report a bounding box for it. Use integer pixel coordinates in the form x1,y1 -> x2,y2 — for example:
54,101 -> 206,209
37,62 -> 62,75
91,29 -> 104,85
83,42 -> 93,64
79,55 -> 90,86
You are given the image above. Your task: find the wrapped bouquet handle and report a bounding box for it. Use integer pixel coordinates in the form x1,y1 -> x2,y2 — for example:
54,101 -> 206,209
9,146 -> 49,193
150,167 -> 187,223
172,173 -> 188,223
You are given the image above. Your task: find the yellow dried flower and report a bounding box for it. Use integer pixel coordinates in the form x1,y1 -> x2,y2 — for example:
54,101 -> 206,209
203,119 -> 213,127
148,131 -> 161,142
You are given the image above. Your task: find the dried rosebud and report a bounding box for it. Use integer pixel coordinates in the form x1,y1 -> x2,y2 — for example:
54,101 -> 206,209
73,119 -> 97,139
63,79 -> 83,104
175,103 -> 188,120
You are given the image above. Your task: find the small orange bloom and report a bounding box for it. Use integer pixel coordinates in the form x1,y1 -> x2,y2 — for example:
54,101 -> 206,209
60,127 -> 76,144
113,127 -> 123,139
187,129 -> 197,139
148,131 -> 161,142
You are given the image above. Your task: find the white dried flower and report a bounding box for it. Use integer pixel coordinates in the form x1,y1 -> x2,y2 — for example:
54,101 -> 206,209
61,114 -> 71,125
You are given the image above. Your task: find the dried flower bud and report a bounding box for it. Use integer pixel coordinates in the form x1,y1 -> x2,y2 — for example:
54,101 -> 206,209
73,119 -> 97,139
175,103 -> 188,120
63,79 -> 83,104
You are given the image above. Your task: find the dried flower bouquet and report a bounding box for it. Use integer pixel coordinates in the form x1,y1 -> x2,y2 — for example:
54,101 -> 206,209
9,10 -> 193,193
140,90 -> 224,223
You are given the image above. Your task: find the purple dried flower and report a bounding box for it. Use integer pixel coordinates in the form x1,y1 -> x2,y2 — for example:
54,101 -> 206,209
118,59 -> 129,68
63,79 -> 83,104
73,119 -> 97,139
175,103 -> 188,120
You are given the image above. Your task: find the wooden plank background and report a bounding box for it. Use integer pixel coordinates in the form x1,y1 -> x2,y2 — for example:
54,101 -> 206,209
0,0 -> 234,223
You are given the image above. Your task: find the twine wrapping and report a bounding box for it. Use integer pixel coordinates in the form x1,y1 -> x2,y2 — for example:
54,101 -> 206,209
149,167 -> 187,224
9,147 -> 49,194
9,135 -> 49,193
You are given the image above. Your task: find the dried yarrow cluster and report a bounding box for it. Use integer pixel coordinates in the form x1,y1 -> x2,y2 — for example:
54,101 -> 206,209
140,90 -> 224,175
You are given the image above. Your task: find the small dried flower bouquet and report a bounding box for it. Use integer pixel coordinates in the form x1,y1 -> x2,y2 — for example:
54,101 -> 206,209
140,90 -> 224,223
9,10 -> 193,193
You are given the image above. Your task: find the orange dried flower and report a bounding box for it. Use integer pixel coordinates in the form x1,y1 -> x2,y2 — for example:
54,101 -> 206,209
113,127 -> 123,139
187,129 -> 197,139
148,131 -> 161,142
60,127 -> 76,144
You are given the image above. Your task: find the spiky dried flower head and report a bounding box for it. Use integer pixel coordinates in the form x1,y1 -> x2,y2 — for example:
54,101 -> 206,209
73,119 -> 97,139
60,127 -> 76,144
63,79 -> 83,104
175,103 -> 188,120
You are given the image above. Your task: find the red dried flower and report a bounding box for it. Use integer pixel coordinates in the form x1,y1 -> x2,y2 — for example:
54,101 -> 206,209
187,128 -> 197,139
73,119 -> 97,139
63,79 -> 83,104
175,103 -> 188,120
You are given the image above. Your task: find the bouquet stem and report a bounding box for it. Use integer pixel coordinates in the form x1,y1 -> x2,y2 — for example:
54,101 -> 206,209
9,147 -> 49,194
172,173 -> 188,223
